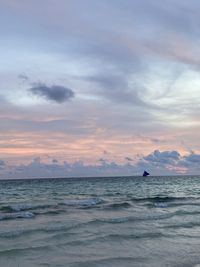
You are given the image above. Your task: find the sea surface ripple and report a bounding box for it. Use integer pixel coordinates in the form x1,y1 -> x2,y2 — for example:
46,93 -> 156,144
0,175 -> 200,267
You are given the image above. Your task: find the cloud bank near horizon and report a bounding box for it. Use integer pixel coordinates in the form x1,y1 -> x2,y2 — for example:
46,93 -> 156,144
1,150 -> 200,179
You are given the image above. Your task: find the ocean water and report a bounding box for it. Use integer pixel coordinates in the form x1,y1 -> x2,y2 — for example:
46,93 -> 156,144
1,176 -> 200,267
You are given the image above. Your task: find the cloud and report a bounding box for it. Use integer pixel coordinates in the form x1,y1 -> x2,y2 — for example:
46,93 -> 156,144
29,83 -> 75,103
184,152 -> 200,163
84,72 -> 145,106
0,160 -> 5,166
125,157 -> 133,162
179,152 -> 200,170
0,160 -> 5,170
1,0 -> 200,175
2,149 -> 200,179
143,150 -> 180,165
138,150 -> 183,174
11,157 -> 138,179
140,149 -> 200,174
18,74 -> 29,82
0,118 -> 94,136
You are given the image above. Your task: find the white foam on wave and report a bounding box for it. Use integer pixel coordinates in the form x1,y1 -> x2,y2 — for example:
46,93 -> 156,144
9,204 -> 31,212
7,203 -> 52,212
0,211 -> 35,220
154,202 -> 168,208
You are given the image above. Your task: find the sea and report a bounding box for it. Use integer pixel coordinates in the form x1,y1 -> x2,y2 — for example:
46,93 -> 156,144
1,175 -> 200,267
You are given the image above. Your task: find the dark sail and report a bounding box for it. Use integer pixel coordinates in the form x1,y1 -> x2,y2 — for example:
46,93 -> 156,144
143,171 -> 150,177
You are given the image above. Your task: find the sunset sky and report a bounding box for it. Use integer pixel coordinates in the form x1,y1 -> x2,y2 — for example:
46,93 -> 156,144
1,0 -> 200,178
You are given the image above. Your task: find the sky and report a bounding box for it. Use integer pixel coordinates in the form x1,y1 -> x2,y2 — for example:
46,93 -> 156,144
1,0 -> 200,178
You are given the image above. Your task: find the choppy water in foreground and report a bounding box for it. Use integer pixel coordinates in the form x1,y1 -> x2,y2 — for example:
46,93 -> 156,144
1,176 -> 200,267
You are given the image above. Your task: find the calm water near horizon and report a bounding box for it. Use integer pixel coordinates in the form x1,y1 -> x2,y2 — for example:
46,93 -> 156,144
1,175 -> 200,267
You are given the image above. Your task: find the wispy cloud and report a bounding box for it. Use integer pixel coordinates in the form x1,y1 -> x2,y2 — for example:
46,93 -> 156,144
18,74 -> 29,82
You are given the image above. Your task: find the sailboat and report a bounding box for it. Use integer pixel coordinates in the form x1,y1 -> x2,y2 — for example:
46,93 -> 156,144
143,170 -> 150,177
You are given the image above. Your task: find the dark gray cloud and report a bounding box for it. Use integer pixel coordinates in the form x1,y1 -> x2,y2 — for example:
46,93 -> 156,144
29,83 -> 75,103
98,158 -> 107,164
125,157 -> 133,162
139,150 -> 200,175
179,152 -> 200,169
184,152 -> 200,163
0,160 -> 5,166
138,149 -> 182,175
144,150 -> 180,165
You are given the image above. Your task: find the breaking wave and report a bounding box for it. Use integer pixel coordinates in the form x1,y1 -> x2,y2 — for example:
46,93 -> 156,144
0,203 -> 54,213
0,211 -> 34,220
60,197 -> 103,207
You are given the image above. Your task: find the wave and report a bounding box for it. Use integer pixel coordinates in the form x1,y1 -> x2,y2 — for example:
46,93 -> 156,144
61,198 -> 103,208
0,244 -> 50,256
0,203 -> 54,213
72,212 -> 177,227
131,196 -> 195,203
162,221 -> 200,229
33,209 -> 65,216
130,196 -> 200,209
174,209 -> 200,217
0,222 -> 83,239
57,232 -> 162,250
0,211 -> 35,221
71,256 -> 146,267
1,195 -> 199,224
65,232 -> 163,247
0,225 -> 71,239
104,202 -> 132,209
96,231 -> 163,241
